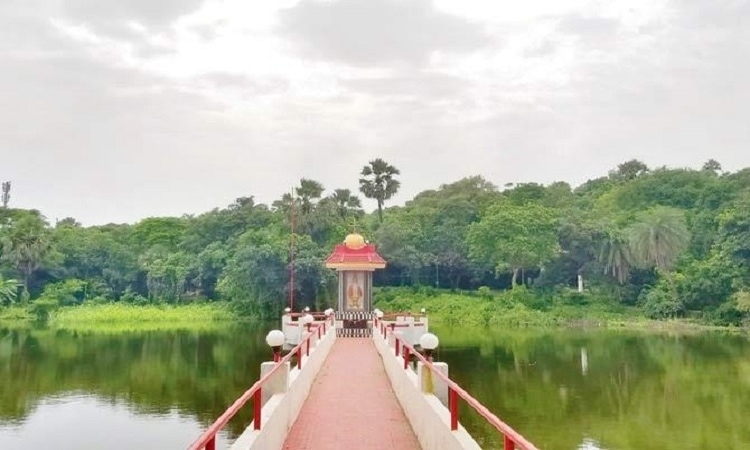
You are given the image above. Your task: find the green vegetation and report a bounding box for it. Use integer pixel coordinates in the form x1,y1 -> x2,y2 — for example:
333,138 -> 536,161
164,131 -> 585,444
49,303 -> 234,332
375,286 -> 651,327
0,305 -> 33,321
1,158 -> 750,326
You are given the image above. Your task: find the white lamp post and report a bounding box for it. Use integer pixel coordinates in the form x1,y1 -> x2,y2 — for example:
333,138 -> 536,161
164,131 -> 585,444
303,306 -> 310,312
284,307 -> 291,313
376,310 -> 384,319
266,330 -> 285,362
419,333 -> 439,362
302,313 -> 313,332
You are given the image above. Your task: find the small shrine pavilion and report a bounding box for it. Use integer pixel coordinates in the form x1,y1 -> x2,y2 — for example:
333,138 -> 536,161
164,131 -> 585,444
325,233 -> 386,315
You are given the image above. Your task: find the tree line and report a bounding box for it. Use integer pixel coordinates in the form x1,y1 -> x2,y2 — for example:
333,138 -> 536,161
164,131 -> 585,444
1,158 -> 749,324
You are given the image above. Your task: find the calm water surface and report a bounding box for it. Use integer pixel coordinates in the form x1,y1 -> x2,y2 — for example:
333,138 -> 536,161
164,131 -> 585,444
0,324 -> 272,449
1,324 -> 749,449
433,326 -> 750,450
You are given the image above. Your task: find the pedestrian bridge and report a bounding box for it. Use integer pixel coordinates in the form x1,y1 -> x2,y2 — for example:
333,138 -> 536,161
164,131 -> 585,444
188,312 -> 538,450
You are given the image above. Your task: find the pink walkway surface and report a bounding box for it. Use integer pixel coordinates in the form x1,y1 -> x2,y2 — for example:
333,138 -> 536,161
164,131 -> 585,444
282,338 -> 421,449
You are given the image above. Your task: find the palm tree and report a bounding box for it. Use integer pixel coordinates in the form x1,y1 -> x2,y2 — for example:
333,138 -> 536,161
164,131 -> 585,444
0,277 -> 20,305
598,228 -> 634,284
359,158 -> 401,222
627,206 -> 690,272
329,189 -> 362,219
272,192 -> 296,215
0,214 -> 53,301
296,178 -> 324,214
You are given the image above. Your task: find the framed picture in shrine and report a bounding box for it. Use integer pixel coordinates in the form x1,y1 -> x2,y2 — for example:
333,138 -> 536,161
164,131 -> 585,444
341,270 -> 371,312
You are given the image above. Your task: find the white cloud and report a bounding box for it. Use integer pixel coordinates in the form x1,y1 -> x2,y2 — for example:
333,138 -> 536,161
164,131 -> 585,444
2,0 -> 749,225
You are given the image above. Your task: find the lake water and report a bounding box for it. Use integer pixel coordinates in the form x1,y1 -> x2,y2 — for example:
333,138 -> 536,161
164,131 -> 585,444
431,325 -> 750,450
1,324 -> 749,449
0,324 -> 271,449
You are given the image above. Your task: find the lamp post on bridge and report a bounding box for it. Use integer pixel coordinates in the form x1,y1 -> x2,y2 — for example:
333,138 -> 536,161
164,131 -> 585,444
302,313 -> 314,333
324,308 -> 334,325
266,330 -> 285,362
420,333 -> 439,362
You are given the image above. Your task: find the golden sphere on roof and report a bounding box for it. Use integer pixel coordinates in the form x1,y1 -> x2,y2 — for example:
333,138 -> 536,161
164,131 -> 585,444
344,233 -> 366,250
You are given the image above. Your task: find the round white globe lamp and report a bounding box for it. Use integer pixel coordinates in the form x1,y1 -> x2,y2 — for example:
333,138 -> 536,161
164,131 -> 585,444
419,333 -> 439,361
266,330 -> 285,362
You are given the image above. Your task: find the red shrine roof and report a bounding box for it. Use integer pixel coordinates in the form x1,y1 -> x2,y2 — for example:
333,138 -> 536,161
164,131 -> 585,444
325,233 -> 387,270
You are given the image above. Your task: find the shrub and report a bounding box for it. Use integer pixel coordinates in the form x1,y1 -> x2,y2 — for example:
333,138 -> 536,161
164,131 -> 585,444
556,288 -> 590,306
710,302 -> 744,326
734,291 -> 750,313
38,279 -> 87,307
498,285 -> 534,306
120,289 -> 150,306
477,286 -> 492,299
640,283 -> 684,319
30,298 -> 58,321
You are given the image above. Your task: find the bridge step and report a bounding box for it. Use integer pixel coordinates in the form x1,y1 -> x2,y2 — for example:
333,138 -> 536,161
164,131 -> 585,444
336,328 -> 372,338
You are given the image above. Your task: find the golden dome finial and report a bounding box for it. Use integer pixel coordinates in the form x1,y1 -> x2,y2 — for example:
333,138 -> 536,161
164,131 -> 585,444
344,233 -> 366,250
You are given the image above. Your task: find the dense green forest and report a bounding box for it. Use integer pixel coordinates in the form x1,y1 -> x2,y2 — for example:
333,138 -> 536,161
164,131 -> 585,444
1,158 -> 749,325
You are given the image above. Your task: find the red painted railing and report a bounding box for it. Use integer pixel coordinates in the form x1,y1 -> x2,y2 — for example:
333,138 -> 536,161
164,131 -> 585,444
377,320 -> 539,450
187,316 -> 334,450
287,311 -> 329,319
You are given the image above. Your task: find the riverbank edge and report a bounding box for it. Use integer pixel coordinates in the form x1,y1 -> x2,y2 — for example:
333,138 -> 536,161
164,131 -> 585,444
0,303 -> 238,331
1,294 -> 745,333
372,289 -> 750,334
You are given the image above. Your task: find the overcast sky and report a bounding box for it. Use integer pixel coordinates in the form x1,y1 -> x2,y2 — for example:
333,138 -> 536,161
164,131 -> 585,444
2,0 -> 749,225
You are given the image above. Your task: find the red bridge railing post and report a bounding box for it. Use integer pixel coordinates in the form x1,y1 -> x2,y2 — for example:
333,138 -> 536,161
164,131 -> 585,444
253,388 -> 262,430
206,436 -> 215,450
297,347 -> 302,370
306,337 -> 310,356
449,387 -> 458,431
395,337 -> 400,357
504,435 -> 515,450
403,346 -> 410,370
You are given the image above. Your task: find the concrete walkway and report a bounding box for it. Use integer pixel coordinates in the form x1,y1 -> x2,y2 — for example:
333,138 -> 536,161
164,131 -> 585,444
282,338 -> 421,449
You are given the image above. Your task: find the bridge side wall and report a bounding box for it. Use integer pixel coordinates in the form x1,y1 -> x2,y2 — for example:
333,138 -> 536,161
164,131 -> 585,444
230,328 -> 336,450
373,333 -> 482,450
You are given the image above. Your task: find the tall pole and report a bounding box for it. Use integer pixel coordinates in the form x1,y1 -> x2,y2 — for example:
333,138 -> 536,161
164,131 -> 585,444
1,181 -> 10,208
289,187 -> 295,313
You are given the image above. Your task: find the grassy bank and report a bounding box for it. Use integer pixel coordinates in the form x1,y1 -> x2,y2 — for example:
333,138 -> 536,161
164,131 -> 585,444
47,303 -> 236,332
373,286 -> 725,330
0,306 -> 34,321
